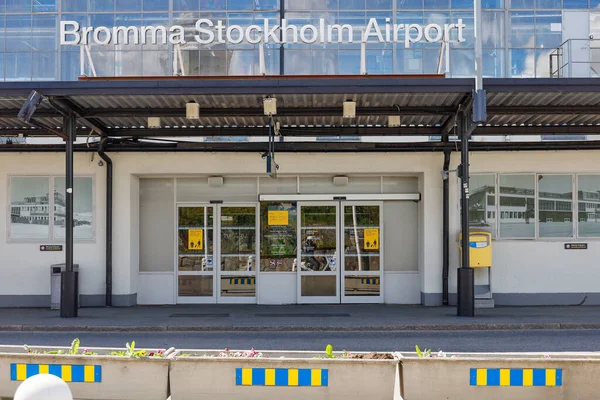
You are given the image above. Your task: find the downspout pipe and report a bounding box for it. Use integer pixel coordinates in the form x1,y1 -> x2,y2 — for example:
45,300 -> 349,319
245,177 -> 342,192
442,149 -> 451,306
97,137 -> 113,307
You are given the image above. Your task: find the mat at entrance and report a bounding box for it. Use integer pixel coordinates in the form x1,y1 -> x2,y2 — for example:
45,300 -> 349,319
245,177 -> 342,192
253,313 -> 351,318
169,313 -> 231,318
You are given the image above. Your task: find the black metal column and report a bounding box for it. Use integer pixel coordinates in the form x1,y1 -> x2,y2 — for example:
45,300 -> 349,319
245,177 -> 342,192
442,149 -> 451,306
61,112 -> 78,318
279,0 -> 285,75
457,111 -> 474,317
98,138 -> 113,307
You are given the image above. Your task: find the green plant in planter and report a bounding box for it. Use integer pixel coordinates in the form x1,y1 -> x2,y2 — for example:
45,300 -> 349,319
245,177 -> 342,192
23,338 -> 98,356
415,345 -> 432,358
415,345 -> 459,359
314,345 -> 351,359
326,344 -> 334,359
109,341 -> 165,358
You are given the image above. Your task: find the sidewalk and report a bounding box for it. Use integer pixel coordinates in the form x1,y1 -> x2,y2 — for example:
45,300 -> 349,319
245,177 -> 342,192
1,305 -> 600,332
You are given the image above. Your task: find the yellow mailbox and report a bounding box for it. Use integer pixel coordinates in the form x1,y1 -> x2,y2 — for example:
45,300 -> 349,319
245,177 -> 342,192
459,231 -> 492,268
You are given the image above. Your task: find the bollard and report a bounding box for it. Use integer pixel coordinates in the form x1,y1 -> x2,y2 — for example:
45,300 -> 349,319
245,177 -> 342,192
14,374 -> 73,400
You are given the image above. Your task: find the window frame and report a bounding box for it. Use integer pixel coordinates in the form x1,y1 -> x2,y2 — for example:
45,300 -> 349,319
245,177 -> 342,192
7,174 -> 96,243
536,173 -> 575,240
575,174 -> 600,239
467,172 -> 600,241
497,172 -> 537,240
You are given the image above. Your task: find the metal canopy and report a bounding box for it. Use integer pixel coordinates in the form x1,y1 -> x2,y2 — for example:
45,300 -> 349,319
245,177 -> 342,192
0,76 -> 599,150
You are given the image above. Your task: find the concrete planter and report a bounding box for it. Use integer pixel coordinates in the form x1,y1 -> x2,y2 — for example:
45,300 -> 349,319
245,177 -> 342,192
0,345 -> 170,400
170,350 -> 400,400
397,351 -> 600,400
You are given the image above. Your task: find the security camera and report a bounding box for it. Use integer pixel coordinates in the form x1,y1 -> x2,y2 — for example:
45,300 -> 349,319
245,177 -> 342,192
98,160 -> 104,167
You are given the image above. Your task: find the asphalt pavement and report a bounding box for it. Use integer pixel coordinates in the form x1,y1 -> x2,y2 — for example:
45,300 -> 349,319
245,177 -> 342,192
2,305 -> 600,332
2,329 -> 600,353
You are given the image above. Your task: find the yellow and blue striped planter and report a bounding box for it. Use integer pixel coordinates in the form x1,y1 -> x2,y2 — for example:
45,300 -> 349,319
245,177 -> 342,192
236,368 -> 328,387
361,278 -> 380,285
470,368 -> 562,387
229,278 -> 255,285
11,363 -> 102,383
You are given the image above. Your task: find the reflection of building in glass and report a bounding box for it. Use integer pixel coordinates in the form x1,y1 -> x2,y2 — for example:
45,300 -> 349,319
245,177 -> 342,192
469,185 -> 496,227
8,1 -> 600,80
10,193 -> 65,225
579,190 -> 600,222
471,185 -> 600,227
9,191 -> 95,227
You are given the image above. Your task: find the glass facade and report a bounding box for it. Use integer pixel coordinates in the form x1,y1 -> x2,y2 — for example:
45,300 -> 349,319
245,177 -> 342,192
0,0 -> 596,80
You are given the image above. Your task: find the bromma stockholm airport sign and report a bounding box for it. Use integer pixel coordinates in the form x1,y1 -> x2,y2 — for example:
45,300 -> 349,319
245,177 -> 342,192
60,18 -> 466,48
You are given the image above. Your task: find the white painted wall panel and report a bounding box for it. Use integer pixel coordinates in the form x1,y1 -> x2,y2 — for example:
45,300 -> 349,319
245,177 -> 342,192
258,272 -> 296,304
384,272 -> 421,304
138,273 -> 175,305
448,151 -> 600,298
0,153 -> 105,298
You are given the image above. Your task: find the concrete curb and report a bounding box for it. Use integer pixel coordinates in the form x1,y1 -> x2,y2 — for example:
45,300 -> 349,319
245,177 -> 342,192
1,322 -> 600,332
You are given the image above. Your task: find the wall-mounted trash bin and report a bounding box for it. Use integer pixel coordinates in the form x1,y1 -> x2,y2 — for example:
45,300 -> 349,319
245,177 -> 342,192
459,231 -> 492,268
50,264 -> 80,310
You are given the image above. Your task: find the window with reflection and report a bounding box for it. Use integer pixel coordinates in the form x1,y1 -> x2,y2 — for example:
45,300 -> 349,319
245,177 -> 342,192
367,50 -> 393,74
220,207 -> 256,272
10,177 -> 50,240
6,53 -> 31,81
33,0 -> 56,12
469,175 -> 496,238
539,175 -> 573,238
53,177 -> 94,240
32,53 -> 57,81
535,12 -> 562,49
260,202 -> 297,272
6,15 -> 32,52
510,49 -> 535,77
510,12 -> 535,48
300,205 -> 337,272
499,175 -> 535,238
178,207 -> 215,272
482,12 -> 504,48
344,206 -> 381,272
398,0 -> 424,10
6,0 -> 31,13
116,0 -> 141,11
144,0 -> 170,11
0,0 -> 577,81
578,176 -> 600,238
90,0 -> 114,12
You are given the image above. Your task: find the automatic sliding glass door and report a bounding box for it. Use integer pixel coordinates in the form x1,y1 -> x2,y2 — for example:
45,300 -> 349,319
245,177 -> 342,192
296,201 -> 383,304
177,205 -> 216,304
217,205 -> 258,303
297,203 -> 340,304
341,203 -> 383,303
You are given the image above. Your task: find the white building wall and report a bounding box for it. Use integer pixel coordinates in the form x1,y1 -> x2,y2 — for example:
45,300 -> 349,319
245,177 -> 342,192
113,152 -> 438,306
448,150 -> 600,306
0,151 -> 438,306
2,149 -> 600,307
0,153 -> 106,306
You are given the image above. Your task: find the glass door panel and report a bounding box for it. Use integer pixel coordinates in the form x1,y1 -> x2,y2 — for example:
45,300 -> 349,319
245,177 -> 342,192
342,203 -> 383,303
218,205 -> 258,302
298,203 -> 340,303
177,206 -> 216,303
260,202 -> 297,272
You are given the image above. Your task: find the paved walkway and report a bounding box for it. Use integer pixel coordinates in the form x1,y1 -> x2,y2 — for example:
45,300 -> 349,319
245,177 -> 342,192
1,305 -> 600,332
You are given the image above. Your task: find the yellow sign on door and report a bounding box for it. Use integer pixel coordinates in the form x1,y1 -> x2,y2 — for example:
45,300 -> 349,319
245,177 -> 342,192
268,210 -> 289,226
364,228 -> 379,250
188,229 -> 203,250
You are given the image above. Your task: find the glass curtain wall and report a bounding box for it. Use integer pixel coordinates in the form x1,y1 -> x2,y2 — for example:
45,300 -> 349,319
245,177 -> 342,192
0,0 -> 581,80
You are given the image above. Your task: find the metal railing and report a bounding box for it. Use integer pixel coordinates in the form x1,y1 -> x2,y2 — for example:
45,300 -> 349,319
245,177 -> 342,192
550,38 -> 600,78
